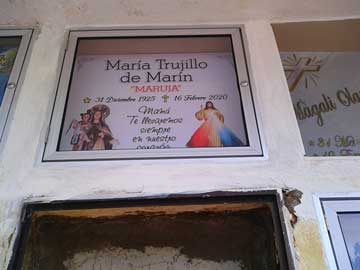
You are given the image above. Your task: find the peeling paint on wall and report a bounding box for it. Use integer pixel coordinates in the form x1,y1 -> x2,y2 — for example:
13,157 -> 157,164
0,200 -> 21,270
283,188 -> 303,226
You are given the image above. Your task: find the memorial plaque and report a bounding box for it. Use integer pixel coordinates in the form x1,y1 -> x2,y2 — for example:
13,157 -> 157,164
282,52 -> 360,156
44,29 -> 262,160
0,30 -> 32,142
0,37 -> 21,106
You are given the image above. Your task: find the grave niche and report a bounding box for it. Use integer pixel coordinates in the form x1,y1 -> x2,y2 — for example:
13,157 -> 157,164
12,194 -> 291,270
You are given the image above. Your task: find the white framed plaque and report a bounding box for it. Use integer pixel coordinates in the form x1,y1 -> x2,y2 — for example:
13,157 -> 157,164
43,28 -> 262,161
0,29 -> 33,144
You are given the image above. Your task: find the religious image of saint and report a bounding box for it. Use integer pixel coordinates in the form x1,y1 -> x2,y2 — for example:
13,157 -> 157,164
66,104 -> 119,151
87,104 -> 119,150
66,110 -> 92,151
187,101 -> 244,147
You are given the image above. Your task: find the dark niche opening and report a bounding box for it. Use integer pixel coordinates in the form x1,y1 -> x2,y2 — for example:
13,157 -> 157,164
10,192 -> 293,270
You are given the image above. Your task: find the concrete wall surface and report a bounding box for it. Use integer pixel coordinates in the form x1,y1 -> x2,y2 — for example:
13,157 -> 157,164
1,0 -> 360,269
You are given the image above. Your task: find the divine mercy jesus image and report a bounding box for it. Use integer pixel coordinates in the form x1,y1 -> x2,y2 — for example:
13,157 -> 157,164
187,101 -> 244,147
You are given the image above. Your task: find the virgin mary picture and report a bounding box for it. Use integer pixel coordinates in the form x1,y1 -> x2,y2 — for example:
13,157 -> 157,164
87,104 -> 119,150
66,104 -> 119,151
187,101 -> 244,147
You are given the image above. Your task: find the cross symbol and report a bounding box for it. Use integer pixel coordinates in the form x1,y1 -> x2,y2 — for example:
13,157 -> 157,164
284,57 -> 321,92
162,95 -> 170,103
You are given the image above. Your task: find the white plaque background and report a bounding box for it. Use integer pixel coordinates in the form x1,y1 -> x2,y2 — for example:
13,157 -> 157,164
59,53 -> 248,151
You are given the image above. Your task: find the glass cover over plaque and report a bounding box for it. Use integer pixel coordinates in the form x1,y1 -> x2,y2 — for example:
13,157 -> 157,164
58,36 -> 249,152
0,37 -> 21,106
338,212 -> 360,269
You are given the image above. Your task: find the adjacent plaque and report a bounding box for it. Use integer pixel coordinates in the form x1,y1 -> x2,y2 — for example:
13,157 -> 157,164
0,30 -> 32,142
0,37 -> 21,106
282,52 -> 360,156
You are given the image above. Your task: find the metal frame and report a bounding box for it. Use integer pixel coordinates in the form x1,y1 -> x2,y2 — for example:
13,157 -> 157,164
313,193 -> 360,269
43,27 -> 263,161
8,190 -> 295,270
0,29 -> 33,145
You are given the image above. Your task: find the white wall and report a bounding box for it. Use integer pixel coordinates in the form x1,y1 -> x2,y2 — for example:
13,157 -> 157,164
1,0 -> 360,269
